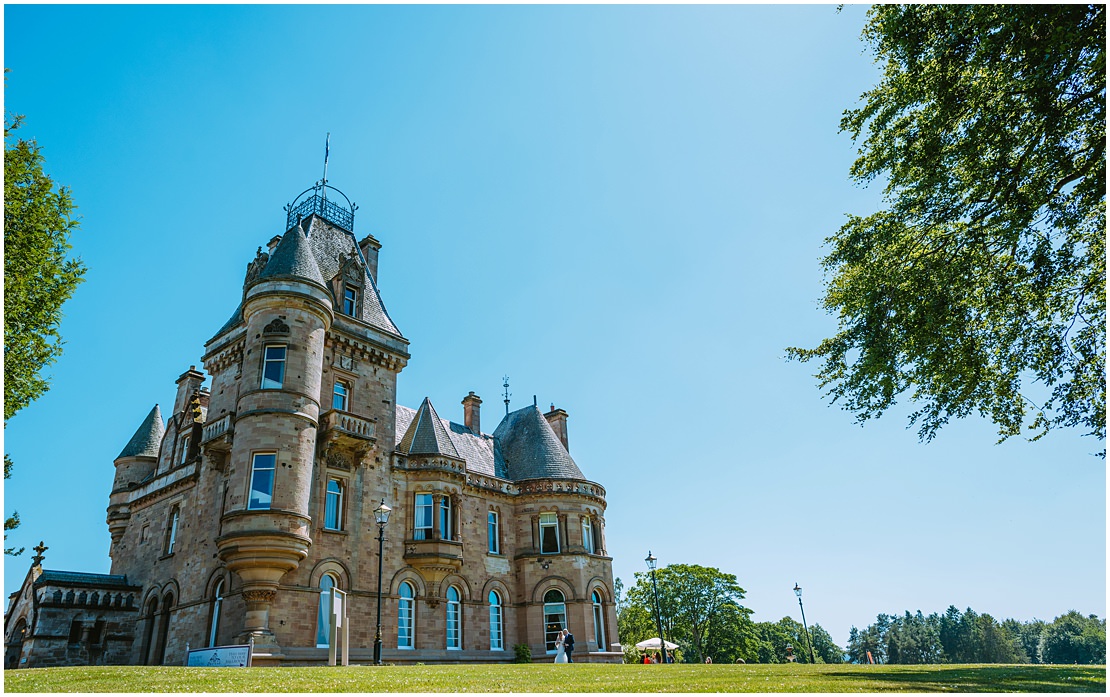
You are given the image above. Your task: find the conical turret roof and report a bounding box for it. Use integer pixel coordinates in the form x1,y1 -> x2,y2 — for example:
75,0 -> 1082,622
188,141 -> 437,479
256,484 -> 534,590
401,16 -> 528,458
493,405 -> 584,481
258,221 -> 325,285
116,404 -> 164,459
397,398 -> 460,458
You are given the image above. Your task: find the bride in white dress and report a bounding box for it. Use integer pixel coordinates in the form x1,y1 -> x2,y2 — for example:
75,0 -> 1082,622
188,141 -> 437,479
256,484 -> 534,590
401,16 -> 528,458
554,629 -> 569,663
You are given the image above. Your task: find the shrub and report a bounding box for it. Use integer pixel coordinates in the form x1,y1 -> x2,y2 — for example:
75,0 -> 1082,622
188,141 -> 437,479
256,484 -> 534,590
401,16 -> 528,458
513,643 -> 532,663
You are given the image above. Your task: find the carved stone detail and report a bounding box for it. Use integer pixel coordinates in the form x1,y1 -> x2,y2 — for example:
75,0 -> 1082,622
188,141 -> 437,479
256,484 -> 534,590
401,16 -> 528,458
263,318 -> 290,335
242,589 -> 277,604
244,248 -> 269,287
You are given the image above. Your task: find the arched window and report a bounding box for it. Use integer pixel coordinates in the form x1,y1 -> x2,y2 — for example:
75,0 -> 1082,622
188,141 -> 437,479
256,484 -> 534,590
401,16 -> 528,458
592,590 -> 606,652
207,579 -> 224,648
446,586 -> 461,650
489,591 -> 504,651
142,596 -> 159,665
543,589 -> 566,653
155,592 -> 174,665
397,582 -> 415,649
316,574 -> 337,647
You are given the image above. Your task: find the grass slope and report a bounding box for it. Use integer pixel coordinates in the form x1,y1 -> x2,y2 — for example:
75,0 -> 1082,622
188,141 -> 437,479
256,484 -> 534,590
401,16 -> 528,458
4,663 -> 1106,693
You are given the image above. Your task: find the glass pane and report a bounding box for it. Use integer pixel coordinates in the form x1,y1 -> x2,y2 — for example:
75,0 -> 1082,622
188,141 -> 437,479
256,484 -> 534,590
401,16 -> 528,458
261,346 -> 285,389
544,604 -> 566,652
541,525 -> 558,553
248,467 -> 274,509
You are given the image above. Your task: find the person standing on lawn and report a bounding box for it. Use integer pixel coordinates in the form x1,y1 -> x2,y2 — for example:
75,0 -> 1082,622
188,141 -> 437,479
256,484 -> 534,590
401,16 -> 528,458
564,628 -> 575,662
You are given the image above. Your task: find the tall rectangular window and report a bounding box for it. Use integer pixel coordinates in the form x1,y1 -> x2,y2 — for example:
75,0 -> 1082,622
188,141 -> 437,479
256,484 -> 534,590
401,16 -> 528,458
332,381 -> 349,411
343,286 -> 358,316
540,513 -> 559,554
261,345 -> 286,389
582,516 -> 595,554
324,479 -> 344,530
439,496 -> 453,541
164,507 -> 180,555
178,435 -> 191,465
414,493 -> 433,540
248,453 -> 276,510
488,511 -> 500,554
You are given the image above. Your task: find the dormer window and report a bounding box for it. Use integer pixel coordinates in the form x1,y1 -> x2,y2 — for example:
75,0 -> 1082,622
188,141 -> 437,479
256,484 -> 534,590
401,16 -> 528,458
179,435 -> 191,465
342,286 -> 359,316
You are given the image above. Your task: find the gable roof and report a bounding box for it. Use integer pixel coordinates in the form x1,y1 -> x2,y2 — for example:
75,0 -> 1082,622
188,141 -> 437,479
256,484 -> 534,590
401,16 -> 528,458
493,405 -> 585,481
116,404 -> 164,459
397,398 -> 460,458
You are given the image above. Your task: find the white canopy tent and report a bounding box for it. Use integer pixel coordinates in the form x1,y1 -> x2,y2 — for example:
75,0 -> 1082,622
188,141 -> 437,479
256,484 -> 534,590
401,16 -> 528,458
634,637 -> 679,651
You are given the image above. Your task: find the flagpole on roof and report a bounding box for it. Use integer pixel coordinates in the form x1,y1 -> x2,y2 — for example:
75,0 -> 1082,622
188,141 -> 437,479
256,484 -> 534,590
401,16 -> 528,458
321,132 -> 330,203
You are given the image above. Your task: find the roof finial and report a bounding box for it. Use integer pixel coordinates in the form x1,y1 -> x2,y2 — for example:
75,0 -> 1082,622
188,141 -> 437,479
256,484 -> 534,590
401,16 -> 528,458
31,540 -> 48,567
502,375 -> 511,415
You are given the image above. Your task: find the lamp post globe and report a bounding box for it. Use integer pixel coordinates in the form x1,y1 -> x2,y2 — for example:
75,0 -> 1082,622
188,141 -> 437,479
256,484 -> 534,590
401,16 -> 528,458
645,551 -> 667,664
373,500 -> 391,665
793,583 -> 815,664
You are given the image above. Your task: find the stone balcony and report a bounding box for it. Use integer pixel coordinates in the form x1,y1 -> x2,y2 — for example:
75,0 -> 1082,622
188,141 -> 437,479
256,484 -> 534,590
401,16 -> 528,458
403,538 -> 463,593
319,410 -> 376,449
201,413 -> 234,451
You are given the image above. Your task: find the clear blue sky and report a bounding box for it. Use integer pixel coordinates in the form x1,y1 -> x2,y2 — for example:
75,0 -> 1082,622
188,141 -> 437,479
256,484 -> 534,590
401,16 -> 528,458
4,5 -> 1104,648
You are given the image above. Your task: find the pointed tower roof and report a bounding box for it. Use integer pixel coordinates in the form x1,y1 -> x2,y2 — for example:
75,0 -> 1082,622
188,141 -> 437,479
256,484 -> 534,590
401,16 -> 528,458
116,404 -> 164,459
493,405 -> 584,481
258,221 -> 326,285
397,398 -> 460,458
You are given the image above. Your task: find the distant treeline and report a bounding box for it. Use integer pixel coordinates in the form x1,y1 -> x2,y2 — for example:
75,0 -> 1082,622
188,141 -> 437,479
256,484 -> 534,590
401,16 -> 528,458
847,607 -> 1106,665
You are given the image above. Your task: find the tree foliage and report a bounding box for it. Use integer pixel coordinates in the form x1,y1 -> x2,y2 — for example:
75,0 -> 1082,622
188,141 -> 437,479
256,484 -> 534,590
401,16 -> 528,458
789,5 -> 1105,447
619,564 -> 752,663
4,81 -> 86,555
850,605 -> 1105,665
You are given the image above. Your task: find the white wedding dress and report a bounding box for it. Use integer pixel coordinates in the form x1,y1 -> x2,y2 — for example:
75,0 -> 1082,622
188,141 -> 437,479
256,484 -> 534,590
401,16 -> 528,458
554,639 -> 568,663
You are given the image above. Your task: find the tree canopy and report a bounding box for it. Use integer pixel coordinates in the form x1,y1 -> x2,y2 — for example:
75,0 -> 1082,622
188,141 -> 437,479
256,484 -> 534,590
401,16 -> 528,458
4,84 -> 86,555
789,5 -> 1105,448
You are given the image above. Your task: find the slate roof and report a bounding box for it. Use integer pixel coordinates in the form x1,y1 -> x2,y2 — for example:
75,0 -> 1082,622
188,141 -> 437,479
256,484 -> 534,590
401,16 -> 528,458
493,405 -> 585,481
258,221 -> 326,285
395,405 -> 499,478
397,398 -> 460,458
117,404 -> 164,459
34,570 -> 139,589
304,216 -> 401,336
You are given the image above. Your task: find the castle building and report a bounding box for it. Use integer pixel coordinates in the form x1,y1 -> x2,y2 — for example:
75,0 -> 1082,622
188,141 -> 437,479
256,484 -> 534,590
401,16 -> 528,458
5,182 -> 620,667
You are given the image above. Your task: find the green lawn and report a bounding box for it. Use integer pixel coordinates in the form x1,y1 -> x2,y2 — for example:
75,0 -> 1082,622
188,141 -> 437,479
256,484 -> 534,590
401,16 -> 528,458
4,663 -> 1105,693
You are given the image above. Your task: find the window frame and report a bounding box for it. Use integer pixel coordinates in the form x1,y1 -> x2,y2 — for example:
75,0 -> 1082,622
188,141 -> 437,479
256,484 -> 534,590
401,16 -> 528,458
592,589 -> 606,652
446,586 -> 461,650
332,381 -> 349,412
439,496 -> 453,541
178,434 -> 191,465
489,590 -> 504,651
342,285 -> 359,316
207,579 -> 224,648
414,493 -> 433,540
487,510 -> 500,554
324,478 -> 345,531
397,581 -> 415,649
582,516 -> 594,554
248,452 -> 277,510
260,344 -> 287,390
316,574 -> 337,648
543,589 -> 567,653
163,506 -> 180,556
539,512 -> 560,554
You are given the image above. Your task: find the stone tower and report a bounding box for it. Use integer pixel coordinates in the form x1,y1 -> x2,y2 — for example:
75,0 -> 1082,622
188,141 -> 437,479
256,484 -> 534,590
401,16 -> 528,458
214,220 -> 333,652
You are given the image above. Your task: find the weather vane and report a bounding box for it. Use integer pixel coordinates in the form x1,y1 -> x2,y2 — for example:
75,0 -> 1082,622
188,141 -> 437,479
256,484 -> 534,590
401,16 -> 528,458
502,375 -> 511,415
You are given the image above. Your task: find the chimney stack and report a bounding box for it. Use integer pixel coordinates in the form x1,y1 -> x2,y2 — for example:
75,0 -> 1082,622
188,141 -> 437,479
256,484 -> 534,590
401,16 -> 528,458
358,233 -> 381,284
173,365 -> 206,417
544,405 -> 569,451
462,391 -> 482,434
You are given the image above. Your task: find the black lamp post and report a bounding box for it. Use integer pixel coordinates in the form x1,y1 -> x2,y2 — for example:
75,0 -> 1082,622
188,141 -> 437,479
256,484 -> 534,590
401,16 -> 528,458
373,499 -> 391,666
793,583 -> 815,664
645,551 -> 667,664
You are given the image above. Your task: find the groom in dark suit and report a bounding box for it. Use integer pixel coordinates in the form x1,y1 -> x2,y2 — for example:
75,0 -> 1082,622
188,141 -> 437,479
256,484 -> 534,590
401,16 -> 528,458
564,630 -> 575,662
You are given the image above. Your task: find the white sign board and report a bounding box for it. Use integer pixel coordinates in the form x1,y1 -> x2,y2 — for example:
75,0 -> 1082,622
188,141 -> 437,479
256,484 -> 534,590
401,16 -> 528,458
186,644 -> 252,668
